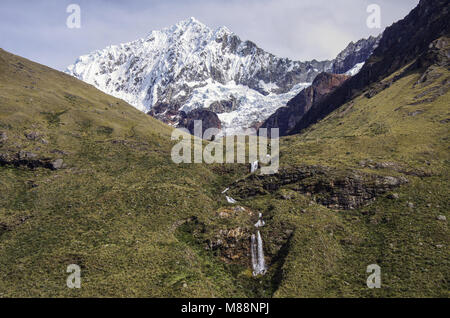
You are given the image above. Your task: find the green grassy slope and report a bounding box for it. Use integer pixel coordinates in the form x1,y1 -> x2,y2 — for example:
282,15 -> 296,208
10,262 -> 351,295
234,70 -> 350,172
232,63 -> 449,297
0,47 -> 448,298
0,49 -> 249,297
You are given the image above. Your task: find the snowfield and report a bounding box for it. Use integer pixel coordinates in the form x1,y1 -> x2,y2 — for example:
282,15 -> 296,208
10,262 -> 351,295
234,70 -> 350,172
67,17 -> 376,135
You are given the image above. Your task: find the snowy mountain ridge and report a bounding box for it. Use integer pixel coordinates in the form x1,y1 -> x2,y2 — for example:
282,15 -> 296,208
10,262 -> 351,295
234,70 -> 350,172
67,17 -> 379,134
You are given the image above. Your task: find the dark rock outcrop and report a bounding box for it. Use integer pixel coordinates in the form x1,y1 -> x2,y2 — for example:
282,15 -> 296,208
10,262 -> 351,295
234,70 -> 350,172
17,150 -> 37,160
229,166 -> 408,210
261,73 -> 350,136
177,208 -> 292,270
206,226 -> 251,262
0,151 -> 64,170
289,0 -> 450,135
208,97 -> 238,113
178,108 -> 222,138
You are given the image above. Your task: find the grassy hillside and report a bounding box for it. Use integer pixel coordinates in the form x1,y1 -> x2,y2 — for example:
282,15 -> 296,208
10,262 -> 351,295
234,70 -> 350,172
0,49 -> 248,297
0,47 -> 448,298
227,61 -> 449,297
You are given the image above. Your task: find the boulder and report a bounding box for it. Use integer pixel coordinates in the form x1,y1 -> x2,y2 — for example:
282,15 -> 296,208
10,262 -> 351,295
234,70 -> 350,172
50,159 -> 64,170
25,131 -> 41,141
17,151 -> 37,160
0,132 -> 7,143
388,193 -> 400,200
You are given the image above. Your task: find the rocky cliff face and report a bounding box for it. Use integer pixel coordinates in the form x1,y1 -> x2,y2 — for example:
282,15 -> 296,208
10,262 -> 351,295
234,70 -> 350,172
261,73 -> 350,136
289,0 -> 450,135
228,166 -> 409,210
67,17 -> 379,135
332,35 -> 381,74
178,108 -> 222,138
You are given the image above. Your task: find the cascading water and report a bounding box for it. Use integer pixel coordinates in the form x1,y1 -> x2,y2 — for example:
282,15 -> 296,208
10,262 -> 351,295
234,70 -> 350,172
221,186 -> 267,276
250,160 -> 259,173
226,196 -> 237,204
254,213 -> 265,228
251,234 -> 258,273
251,214 -> 267,276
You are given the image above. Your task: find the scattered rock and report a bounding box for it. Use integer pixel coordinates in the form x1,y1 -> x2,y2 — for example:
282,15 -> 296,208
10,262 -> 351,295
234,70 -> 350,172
388,193 -> 400,200
18,150 -> 37,160
359,160 -> 430,177
407,202 -> 415,208
218,211 -> 230,218
217,206 -> 251,219
25,131 -> 41,141
50,159 -> 64,170
359,159 -> 375,167
281,194 -> 293,200
0,132 -> 7,143
436,244 -> 444,249
376,162 -> 400,169
408,110 -> 424,117
437,215 -> 447,221
50,149 -> 68,156
26,180 -> 39,188
1,152 -> 13,163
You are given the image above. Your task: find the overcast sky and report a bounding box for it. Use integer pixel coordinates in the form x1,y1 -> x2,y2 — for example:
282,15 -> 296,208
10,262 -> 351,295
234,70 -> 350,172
0,0 -> 419,71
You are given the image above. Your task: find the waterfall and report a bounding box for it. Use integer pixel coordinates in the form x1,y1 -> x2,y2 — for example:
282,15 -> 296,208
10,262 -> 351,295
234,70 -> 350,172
251,234 -> 258,272
220,185 -> 267,276
254,213 -> 265,228
256,231 -> 267,274
251,212 -> 267,276
226,196 -> 237,204
250,160 -> 259,173
251,230 -> 267,276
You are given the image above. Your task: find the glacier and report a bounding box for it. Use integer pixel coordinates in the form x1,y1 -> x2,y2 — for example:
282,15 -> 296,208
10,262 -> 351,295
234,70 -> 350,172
67,17 -> 379,135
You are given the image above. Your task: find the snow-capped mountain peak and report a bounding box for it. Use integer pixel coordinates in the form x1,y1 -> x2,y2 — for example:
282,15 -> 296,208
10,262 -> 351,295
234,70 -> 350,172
67,18 -> 379,135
